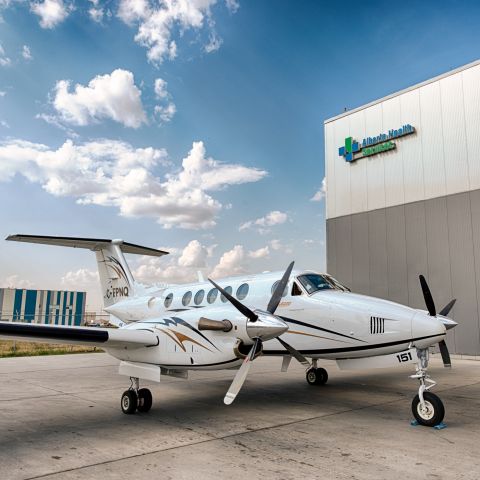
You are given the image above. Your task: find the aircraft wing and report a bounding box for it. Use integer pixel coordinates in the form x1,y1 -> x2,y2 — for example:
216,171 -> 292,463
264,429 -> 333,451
0,322 -> 158,348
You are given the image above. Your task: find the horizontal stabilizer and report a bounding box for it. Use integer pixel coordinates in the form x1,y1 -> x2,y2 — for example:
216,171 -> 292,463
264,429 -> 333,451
6,234 -> 167,257
0,322 -> 158,348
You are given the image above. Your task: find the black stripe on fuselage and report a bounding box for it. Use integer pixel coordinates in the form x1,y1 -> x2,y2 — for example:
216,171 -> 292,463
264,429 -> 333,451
263,334 -> 441,356
279,316 -> 366,343
0,322 -> 109,343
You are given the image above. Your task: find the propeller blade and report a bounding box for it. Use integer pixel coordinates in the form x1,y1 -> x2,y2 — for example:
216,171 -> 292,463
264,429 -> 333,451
224,338 -> 262,405
277,337 -> 311,368
439,299 -> 456,317
438,339 -> 451,368
419,275 -> 436,317
208,278 -> 258,322
267,261 -> 295,314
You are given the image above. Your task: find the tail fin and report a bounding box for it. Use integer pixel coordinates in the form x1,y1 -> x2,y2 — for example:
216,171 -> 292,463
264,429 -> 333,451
6,235 -> 167,307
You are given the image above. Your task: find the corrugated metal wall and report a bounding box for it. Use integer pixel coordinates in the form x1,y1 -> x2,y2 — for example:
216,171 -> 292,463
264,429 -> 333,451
325,61 -> 480,356
327,190 -> 480,355
0,289 -> 86,326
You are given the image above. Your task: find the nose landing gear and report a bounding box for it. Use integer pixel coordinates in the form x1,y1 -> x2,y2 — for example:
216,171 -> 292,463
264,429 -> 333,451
410,348 -> 445,427
121,377 -> 153,414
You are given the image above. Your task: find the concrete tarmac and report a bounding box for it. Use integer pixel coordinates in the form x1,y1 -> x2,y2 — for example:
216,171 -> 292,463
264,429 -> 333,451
0,353 -> 479,480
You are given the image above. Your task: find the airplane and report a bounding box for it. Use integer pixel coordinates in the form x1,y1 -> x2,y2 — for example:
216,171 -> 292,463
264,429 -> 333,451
0,234 -> 458,427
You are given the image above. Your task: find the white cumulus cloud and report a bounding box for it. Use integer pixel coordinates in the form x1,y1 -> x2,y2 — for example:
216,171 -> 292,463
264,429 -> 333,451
0,138 -> 267,229
0,43 -> 11,66
239,210 -> 288,232
153,77 -> 176,123
52,69 -> 147,128
248,246 -> 269,259
210,244 -> 246,278
311,177 -> 326,201
117,0 -> 233,64
31,0 -> 70,29
1,274 -> 35,289
22,44 -> 32,60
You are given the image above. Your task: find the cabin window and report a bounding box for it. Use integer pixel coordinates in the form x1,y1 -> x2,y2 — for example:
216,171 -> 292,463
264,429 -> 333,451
164,293 -> 173,308
182,291 -> 192,306
207,288 -> 218,304
271,280 -> 288,297
220,286 -> 233,303
194,289 -> 205,305
291,282 -> 303,296
236,283 -> 249,300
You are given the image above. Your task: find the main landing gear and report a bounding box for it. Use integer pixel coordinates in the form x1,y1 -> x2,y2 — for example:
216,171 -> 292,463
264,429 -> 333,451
410,348 -> 445,427
121,377 -> 153,414
306,360 -> 328,386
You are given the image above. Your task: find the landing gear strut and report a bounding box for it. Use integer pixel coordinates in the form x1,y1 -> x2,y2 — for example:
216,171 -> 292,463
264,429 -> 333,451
121,377 -> 153,414
306,360 -> 328,386
410,348 -> 445,427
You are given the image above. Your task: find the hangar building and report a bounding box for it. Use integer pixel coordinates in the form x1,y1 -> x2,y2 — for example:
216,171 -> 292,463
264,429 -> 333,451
325,59 -> 480,356
0,288 -> 86,326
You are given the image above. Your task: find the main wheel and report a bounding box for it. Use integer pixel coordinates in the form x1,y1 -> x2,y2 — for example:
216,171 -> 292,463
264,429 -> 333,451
121,389 -> 138,414
137,388 -> 153,413
306,367 -> 328,385
412,392 -> 445,427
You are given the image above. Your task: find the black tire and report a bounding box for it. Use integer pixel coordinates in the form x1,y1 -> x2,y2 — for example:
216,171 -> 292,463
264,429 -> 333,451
306,367 -> 328,386
411,392 -> 445,427
121,390 -> 138,414
137,388 -> 153,413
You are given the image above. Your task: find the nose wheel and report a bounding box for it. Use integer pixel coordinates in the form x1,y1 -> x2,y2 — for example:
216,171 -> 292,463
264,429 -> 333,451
410,348 -> 445,427
121,377 -> 153,414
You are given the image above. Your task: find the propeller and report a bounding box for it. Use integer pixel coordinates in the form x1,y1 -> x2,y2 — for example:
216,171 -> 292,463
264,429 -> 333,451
209,261 -> 309,404
418,275 -> 457,368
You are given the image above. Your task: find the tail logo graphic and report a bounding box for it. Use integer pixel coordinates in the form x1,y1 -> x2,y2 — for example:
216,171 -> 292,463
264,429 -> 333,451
104,256 -> 131,300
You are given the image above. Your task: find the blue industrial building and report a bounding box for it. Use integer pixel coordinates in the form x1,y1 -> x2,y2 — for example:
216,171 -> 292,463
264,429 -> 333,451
0,288 -> 86,326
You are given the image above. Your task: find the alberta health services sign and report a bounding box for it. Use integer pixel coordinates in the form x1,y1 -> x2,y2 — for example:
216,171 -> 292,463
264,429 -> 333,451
339,124 -> 415,162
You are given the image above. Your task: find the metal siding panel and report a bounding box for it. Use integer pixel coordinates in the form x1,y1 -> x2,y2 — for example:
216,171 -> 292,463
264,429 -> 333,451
2,290 -> 14,321
447,192 -> 479,354
0,289 -> 3,320
24,290 -> 37,323
424,197 -> 455,352
326,219 -> 337,276
385,205 -> 408,306
61,291 -> 67,326
333,118 -> 352,218
462,66 -> 480,191
13,289 -> 23,321
351,212 -> 370,295
467,189 -> 480,354
382,96 -> 405,207
45,290 -> 51,324
325,123 -> 336,219
419,82 -> 446,200
55,291 -> 60,325
399,89 -> 424,204
75,292 -> 84,326
440,74 -> 470,196
348,110 -> 368,215
368,209 -> 388,300
365,104 -> 386,212
405,202 -> 428,309
334,216 -> 353,288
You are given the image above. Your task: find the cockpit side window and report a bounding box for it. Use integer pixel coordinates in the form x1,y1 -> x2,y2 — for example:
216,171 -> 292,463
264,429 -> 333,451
325,274 -> 350,292
291,281 -> 303,296
297,274 -> 333,294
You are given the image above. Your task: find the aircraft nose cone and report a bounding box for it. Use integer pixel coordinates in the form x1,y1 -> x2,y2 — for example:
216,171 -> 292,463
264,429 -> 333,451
246,311 -> 288,341
412,311 -> 446,348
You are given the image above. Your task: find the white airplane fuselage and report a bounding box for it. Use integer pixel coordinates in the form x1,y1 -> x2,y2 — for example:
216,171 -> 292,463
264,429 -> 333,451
104,270 -> 447,369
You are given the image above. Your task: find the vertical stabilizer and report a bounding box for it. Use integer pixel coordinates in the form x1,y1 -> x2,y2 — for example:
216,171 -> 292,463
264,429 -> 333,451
5,235 -> 168,308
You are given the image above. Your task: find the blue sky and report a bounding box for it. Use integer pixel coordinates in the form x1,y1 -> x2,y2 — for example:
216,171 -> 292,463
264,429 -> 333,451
1,0 -> 480,309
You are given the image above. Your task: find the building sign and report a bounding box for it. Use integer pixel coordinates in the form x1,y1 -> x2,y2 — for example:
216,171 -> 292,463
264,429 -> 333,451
339,124 -> 415,162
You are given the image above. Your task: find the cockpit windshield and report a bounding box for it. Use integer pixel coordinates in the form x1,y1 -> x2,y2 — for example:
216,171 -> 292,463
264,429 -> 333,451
297,273 -> 350,294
